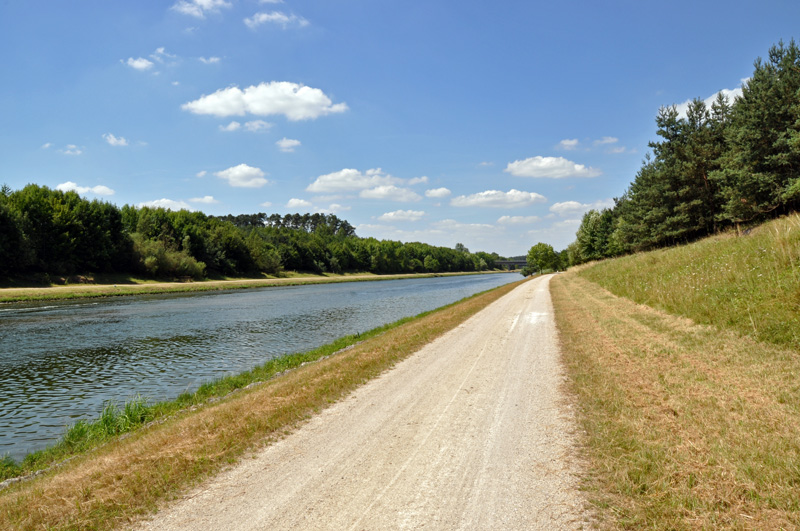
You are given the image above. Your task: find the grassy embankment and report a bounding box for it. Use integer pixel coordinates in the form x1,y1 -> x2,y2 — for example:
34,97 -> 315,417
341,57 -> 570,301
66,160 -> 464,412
552,213 -> 800,529
0,270 -> 503,303
0,277 -> 525,530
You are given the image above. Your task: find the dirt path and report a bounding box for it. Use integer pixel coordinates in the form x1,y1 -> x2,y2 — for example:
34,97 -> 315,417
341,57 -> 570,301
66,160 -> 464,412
133,275 -> 587,530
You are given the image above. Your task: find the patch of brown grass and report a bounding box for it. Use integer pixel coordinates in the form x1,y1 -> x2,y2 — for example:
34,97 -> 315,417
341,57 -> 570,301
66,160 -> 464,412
0,279 -> 525,530
552,273 -> 800,530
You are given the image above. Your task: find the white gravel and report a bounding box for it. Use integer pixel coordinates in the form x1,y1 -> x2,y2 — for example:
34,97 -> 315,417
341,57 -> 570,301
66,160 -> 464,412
133,274 -> 588,530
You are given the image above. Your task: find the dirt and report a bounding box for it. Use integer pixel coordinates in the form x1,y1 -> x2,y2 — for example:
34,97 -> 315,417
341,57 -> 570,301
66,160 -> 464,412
133,274 -> 588,530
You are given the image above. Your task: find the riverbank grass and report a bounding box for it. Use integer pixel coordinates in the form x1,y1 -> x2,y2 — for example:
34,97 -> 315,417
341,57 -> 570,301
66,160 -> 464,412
577,213 -> 800,351
553,267 -> 800,527
0,278 -> 524,530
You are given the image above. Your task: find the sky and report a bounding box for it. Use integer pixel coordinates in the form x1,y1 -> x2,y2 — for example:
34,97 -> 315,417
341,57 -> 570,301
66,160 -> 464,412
1,1 -> 799,257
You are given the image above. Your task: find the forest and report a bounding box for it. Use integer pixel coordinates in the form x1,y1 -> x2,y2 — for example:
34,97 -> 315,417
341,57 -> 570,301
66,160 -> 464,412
565,40 -> 800,266
0,184 -> 501,280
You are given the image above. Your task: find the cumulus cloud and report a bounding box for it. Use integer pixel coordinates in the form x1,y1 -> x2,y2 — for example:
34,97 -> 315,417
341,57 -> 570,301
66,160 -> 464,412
674,83 -> 745,119
504,156 -> 601,179
408,176 -> 428,185
450,189 -> 546,208
171,0 -> 231,18
558,139 -> 579,150
318,203 -> 351,214
214,163 -> 269,188
126,57 -> 154,71
378,210 -> 425,222
425,187 -> 451,198
286,198 -> 312,209
149,47 -> 177,64
103,133 -> 128,146
189,195 -> 219,204
276,137 -> 301,152
549,199 -> 614,217
497,215 -> 540,225
199,56 -> 221,64
182,81 -> 347,121
58,145 -> 83,156
478,161 -> 494,167
196,170 -> 207,178
244,120 -> 271,132
41,143 -> 52,149
56,181 -> 115,196
219,121 -> 241,132
138,198 -> 194,211
360,185 -> 421,202
594,136 -> 618,146
306,168 -> 400,193
245,11 -> 309,29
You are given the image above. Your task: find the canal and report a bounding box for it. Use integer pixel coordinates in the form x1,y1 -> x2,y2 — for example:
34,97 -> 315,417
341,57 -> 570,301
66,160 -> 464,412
0,273 -> 520,460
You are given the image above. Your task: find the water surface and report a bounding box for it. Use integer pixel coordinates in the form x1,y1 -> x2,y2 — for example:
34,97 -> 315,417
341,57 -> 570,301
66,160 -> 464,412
0,273 -> 520,460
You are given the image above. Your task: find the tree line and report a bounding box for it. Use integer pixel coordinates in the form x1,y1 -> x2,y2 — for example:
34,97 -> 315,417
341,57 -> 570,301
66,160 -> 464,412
565,39 -> 800,266
0,184 -> 501,280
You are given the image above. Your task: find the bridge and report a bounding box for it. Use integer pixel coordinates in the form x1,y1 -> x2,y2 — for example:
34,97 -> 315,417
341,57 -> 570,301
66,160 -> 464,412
496,259 -> 527,270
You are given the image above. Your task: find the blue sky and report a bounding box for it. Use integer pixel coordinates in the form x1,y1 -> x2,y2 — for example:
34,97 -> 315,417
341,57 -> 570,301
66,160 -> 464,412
1,1 -> 798,256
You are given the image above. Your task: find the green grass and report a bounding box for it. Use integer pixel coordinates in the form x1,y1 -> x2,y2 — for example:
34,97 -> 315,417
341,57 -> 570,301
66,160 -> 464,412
577,213 -> 800,350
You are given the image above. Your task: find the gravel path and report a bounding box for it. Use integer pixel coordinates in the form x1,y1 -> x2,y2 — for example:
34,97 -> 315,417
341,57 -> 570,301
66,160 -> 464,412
134,274 -> 587,530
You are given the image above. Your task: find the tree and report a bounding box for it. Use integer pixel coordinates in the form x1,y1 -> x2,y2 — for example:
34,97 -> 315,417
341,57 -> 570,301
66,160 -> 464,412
526,242 -> 559,273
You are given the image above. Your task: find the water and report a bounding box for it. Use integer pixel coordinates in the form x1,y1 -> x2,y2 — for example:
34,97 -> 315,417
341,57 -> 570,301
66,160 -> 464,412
0,273 -> 520,460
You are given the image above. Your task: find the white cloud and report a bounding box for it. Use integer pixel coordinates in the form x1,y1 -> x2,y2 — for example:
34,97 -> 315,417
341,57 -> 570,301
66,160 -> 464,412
59,144 -> 83,156
593,136 -> 618,146
478,161 -> 494,167
56,181 -> 115,196
244,11 -> 309,29
189,195 -> 219,204
497,215 -> 540,225
171,0 -> 231,18
41,142 -> 52,149
182,81 -> 348,121
379,210 -> 425,222
286,198 -> 312,209
196,170 -> 207,178
425,187 -> 451,198
360,185 -> 421,202
199,56 -> 221,64
126,57 -> 154,71
260,0 -> 284,3
214,163 -> 269,188
318,203 -> 351,214
219,121 -> 241,132
451,189 -> 546,208
307,168 -> 400,193
549,198 -> 614,217
276,137 -> 301,152
674,84 -> 744,119
260,200 -> 273,207
504,156 -> 601,179
138,198 -> 194,211
244,120 -> 271,132
102,133 -> 128,146
558,139 -> 579,150
149,47 -> 177,64
408,176 -> 428,185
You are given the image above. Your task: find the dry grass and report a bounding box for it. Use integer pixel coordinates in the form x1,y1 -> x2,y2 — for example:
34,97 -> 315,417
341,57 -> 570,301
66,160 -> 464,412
551,273 -> 800,530
0,278 -> 524,530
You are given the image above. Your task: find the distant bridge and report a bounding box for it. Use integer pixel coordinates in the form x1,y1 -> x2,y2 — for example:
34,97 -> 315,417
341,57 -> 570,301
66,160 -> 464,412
496,259 -> 526,270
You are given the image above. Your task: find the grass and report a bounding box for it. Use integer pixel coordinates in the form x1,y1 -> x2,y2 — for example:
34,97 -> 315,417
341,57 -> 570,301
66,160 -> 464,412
577,213 -> 800,350
552,214 -> 800,529
0,277 -> 524,530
